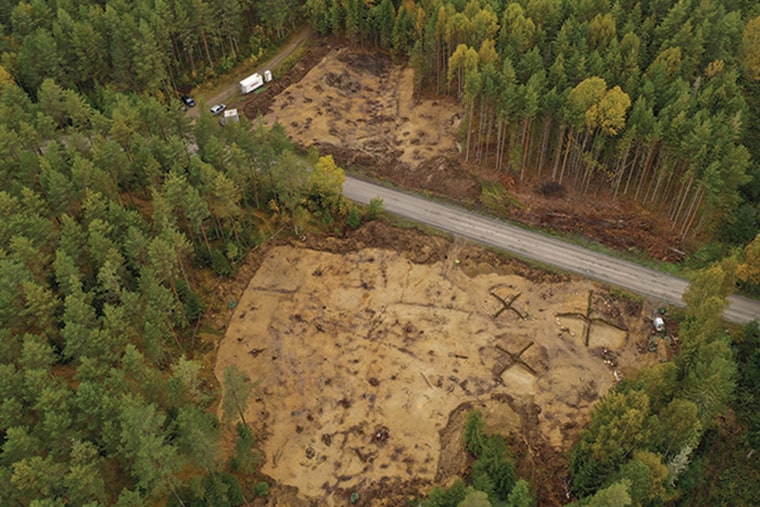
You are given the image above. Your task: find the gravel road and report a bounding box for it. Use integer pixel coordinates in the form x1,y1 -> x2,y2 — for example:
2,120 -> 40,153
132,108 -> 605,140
343,177 -> 760,324
187,26 -> 313,117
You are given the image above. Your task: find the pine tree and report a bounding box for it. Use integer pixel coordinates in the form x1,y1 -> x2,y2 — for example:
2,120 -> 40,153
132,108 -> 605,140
740,16 -> 760,81
506,479 -> 535,507
222,364 -> 255,427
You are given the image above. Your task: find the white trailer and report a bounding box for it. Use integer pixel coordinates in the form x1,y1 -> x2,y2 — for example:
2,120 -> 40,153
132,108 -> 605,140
239,73 -> 264,95
221,108 -> 240,125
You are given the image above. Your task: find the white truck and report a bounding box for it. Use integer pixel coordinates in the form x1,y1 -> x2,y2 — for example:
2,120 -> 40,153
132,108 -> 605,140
239,73 -> 264,94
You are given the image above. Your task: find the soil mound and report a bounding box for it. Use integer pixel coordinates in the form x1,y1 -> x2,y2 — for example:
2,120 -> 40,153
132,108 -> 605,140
324,71 -> 361,94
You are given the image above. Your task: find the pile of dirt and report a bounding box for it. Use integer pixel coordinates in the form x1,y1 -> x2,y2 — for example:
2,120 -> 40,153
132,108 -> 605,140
396,156 -> 481,202
302,220 -> 448,264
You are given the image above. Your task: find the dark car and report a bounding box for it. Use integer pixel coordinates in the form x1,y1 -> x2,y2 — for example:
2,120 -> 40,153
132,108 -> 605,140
181,95 -> 196,107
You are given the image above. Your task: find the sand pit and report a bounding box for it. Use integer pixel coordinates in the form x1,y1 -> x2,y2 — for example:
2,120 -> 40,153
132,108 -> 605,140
215,239 -> 653,505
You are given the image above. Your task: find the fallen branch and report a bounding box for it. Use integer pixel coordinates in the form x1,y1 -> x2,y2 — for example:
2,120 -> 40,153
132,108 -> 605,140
420,371 -> 434,389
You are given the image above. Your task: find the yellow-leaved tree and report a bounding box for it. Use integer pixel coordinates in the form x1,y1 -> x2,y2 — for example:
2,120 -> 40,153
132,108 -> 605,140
595,86 -> 632,136
0,65 -> 13,90
738,232 -> 760,287
740,16 -> 760,81
567,76 -> 608,130
308,155 -> 346,208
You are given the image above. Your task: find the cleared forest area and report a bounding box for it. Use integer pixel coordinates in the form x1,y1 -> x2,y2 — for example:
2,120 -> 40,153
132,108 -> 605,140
215,223 -> 657,506
1,0 -> 758,505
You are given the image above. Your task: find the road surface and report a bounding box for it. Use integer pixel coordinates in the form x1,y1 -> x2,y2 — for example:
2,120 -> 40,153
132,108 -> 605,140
343,177 -> 760,324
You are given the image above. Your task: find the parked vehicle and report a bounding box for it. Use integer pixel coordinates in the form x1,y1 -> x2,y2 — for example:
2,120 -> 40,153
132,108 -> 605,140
210,103 -> 226,115
221,108 -> 240,125
180,95 -> 195,107
239,73 -> 264,94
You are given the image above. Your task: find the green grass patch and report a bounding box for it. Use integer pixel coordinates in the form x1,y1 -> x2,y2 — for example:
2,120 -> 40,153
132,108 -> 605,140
273,44 -> 309,77
479,181 -> 511,215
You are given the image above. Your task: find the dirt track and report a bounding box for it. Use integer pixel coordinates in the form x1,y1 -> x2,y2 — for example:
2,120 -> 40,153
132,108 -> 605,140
187,26 -> 313,117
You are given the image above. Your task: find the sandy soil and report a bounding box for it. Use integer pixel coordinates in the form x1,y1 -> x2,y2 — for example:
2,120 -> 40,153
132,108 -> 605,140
260,47 -> 481,200
271,47 -> 460,166
214,224 -> 655,506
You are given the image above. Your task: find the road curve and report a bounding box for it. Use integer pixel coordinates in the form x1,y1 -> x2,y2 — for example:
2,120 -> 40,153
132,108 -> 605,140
343,177 -> 760,324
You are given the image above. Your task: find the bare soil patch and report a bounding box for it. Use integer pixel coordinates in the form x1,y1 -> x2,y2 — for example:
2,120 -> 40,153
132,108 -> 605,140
215,222 -> 657,506
257,45 -> 480,202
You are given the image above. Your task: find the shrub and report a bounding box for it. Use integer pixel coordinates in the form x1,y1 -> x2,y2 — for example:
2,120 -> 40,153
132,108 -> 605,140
479,182 -> 510,214
195,245 -> 213,267
422,479 -> 467,507
168,472 -> 245,507
535,181 -> 566,198
176,278 -> 205,323
366,197 -> 384,221
347,206 -> 361,229
255,481 -> 269,496
475,434 -> 516,501
464,410 -> 486,457
685,242 -> 727,270
210,249 -> 232,277
463,411 -> 517,502
229,423 -> 259,473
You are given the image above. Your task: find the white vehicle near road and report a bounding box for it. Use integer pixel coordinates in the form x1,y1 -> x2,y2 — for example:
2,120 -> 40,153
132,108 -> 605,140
240,70 -> 273,94
239,73 -> 264,94
210,104 -> 226,115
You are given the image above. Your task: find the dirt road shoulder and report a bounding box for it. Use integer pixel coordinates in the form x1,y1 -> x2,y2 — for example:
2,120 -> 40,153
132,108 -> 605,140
187,26 -> 313,117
